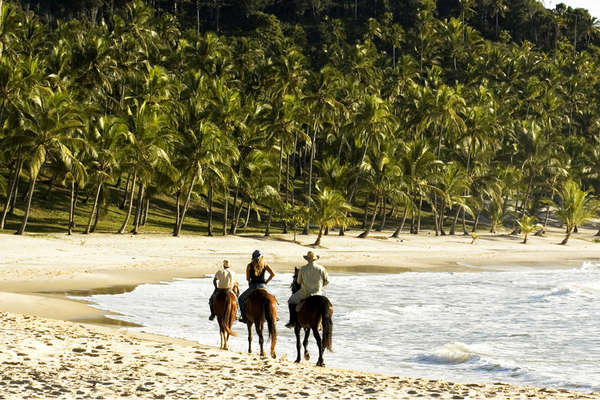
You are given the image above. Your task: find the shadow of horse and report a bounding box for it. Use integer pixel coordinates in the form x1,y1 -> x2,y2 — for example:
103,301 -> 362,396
243,289 -> 277,358
291,268 -> 333,367
213,289 -> 238,350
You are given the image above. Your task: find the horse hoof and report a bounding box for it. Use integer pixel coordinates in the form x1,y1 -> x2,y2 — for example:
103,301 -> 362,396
294,359 -> 301,363
304,353 -> 310,360
317,362 -> 325,367
271,353 -> 276,359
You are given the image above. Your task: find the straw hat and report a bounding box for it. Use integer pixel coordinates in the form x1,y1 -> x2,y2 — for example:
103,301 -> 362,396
223,260 -> 230,268
303,251 -> 319,262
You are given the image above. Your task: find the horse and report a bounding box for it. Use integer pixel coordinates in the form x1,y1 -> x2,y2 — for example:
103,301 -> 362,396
242,288 -> 277,358
291,267 -> 333,367
212,286 -> 239,350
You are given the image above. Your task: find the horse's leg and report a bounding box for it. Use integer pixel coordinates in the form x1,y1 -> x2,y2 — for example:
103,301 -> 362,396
303,328 -> 310,360
294,326 -> 302,363
256,321 -> 265,357
247,323 -> 253,354
312,327 -> 324,367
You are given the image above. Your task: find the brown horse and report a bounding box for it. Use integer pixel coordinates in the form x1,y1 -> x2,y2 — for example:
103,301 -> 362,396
242,288 -> 277,358
291,268 -> 333,367
212,288 -> 238,350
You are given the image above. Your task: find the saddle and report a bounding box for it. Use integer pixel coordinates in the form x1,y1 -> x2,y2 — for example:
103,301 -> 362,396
295,295 -> 323,312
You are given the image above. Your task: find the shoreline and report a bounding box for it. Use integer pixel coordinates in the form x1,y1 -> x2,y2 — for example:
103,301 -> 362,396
1,228 -> 599,398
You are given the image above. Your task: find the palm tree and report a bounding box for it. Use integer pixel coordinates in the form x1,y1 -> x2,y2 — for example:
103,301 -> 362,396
118,99 -> 172,234
311,187 -> 353,246
83,116 -> 128,234
516,214 -> 539,244
15,87 -> 84,235
358,142 -> 400,238
554,180 -> 597,245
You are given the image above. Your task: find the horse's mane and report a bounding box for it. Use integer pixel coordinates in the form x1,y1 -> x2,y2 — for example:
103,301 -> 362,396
291,267 -> 301,293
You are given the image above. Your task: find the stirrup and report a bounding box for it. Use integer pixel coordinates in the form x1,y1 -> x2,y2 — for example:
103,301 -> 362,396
285,321 -> 295,329
208,315 -> 215,321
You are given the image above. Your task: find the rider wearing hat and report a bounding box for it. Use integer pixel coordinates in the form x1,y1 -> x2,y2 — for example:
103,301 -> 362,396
238,250 -> 275,323
208,259 -> 238,321
286,251 -> 329,328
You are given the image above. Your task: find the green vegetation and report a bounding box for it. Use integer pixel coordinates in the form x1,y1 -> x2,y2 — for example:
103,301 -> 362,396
1,0 -> 600,243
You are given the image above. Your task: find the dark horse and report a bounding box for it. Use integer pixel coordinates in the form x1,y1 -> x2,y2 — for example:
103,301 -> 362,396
212,288 -> 238,350
291,268 -> 333,366
242,288 -> 277,358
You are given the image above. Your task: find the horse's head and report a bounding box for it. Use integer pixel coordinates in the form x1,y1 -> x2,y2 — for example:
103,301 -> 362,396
291,267 -> 301,293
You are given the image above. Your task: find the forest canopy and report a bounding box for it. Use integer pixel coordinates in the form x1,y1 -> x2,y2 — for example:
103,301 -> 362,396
1,0 -> 599,245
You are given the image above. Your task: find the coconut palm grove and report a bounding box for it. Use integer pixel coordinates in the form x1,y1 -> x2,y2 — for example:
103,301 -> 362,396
0,0 -> 599,244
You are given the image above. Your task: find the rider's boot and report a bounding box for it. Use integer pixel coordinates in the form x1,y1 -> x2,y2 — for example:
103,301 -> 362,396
285,303 -> 297,329
208,302 -> 215,321
239,305 -> 248,323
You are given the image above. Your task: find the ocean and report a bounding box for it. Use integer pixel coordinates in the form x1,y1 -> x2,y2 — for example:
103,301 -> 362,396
70,261 -> 600,393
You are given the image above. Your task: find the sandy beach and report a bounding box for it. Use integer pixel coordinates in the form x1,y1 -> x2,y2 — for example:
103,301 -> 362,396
1,226 -> 599,399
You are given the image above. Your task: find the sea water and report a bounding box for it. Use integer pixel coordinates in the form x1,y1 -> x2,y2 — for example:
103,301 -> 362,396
71,262 -> 600,393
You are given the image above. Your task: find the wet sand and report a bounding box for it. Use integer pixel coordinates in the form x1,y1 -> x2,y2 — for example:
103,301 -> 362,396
1,227 -> 599,398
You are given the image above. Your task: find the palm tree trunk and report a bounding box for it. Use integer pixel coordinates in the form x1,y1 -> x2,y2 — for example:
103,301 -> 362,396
141,198 -> 149,225
230,164 -> 242,232
85,180 -> 103,234
222,184 -> 228,236
233,199 -> 246,234
265,208 -> 273,236
207,184 -> 213,236
313,225 -> 324,246
1,154 -> 22,230
359,196 -> 380,238
244,202 -> 251,228
174,173 -> 197,237
10,170 -> 20,214
174,189 -> 181,234
340,142 -> 370,236
439,203 -> 446,235
377,197 -> 387,231
303,128 -> 317,235
391,207 -> 408,238
68,180 -> 75,235
472,211 -> 481,233
131,183 -> 145,235
118,170 -> 137,234
16,170 -> 40,235
283,150 -> 291,234
416,196 -> 423,234
120,172 -> 131,209
450,206 -> 460,235
561,227 -> 573,245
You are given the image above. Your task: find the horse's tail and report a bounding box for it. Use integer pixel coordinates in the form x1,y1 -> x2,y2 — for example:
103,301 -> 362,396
321,298 -> 333,352
224,292 -> 237,336
264,296 -> 277,341
264,295 -> 277,357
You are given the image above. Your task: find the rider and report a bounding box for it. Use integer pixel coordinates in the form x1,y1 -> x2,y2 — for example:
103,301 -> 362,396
286,251 -> 329,329
238,250 -> 275,323
208,260 -> 238,321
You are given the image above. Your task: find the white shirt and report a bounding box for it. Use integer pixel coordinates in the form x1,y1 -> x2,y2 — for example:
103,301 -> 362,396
297,262 -> 329,298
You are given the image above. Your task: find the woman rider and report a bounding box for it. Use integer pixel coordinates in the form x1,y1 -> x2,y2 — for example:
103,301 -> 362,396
238,249 -> 275,323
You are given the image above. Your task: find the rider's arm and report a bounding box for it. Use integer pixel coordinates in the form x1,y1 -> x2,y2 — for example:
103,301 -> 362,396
246,263 -> 251,282
322,269 -> 329,287
264,264 -> 275,284
212,275 -> 218,289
